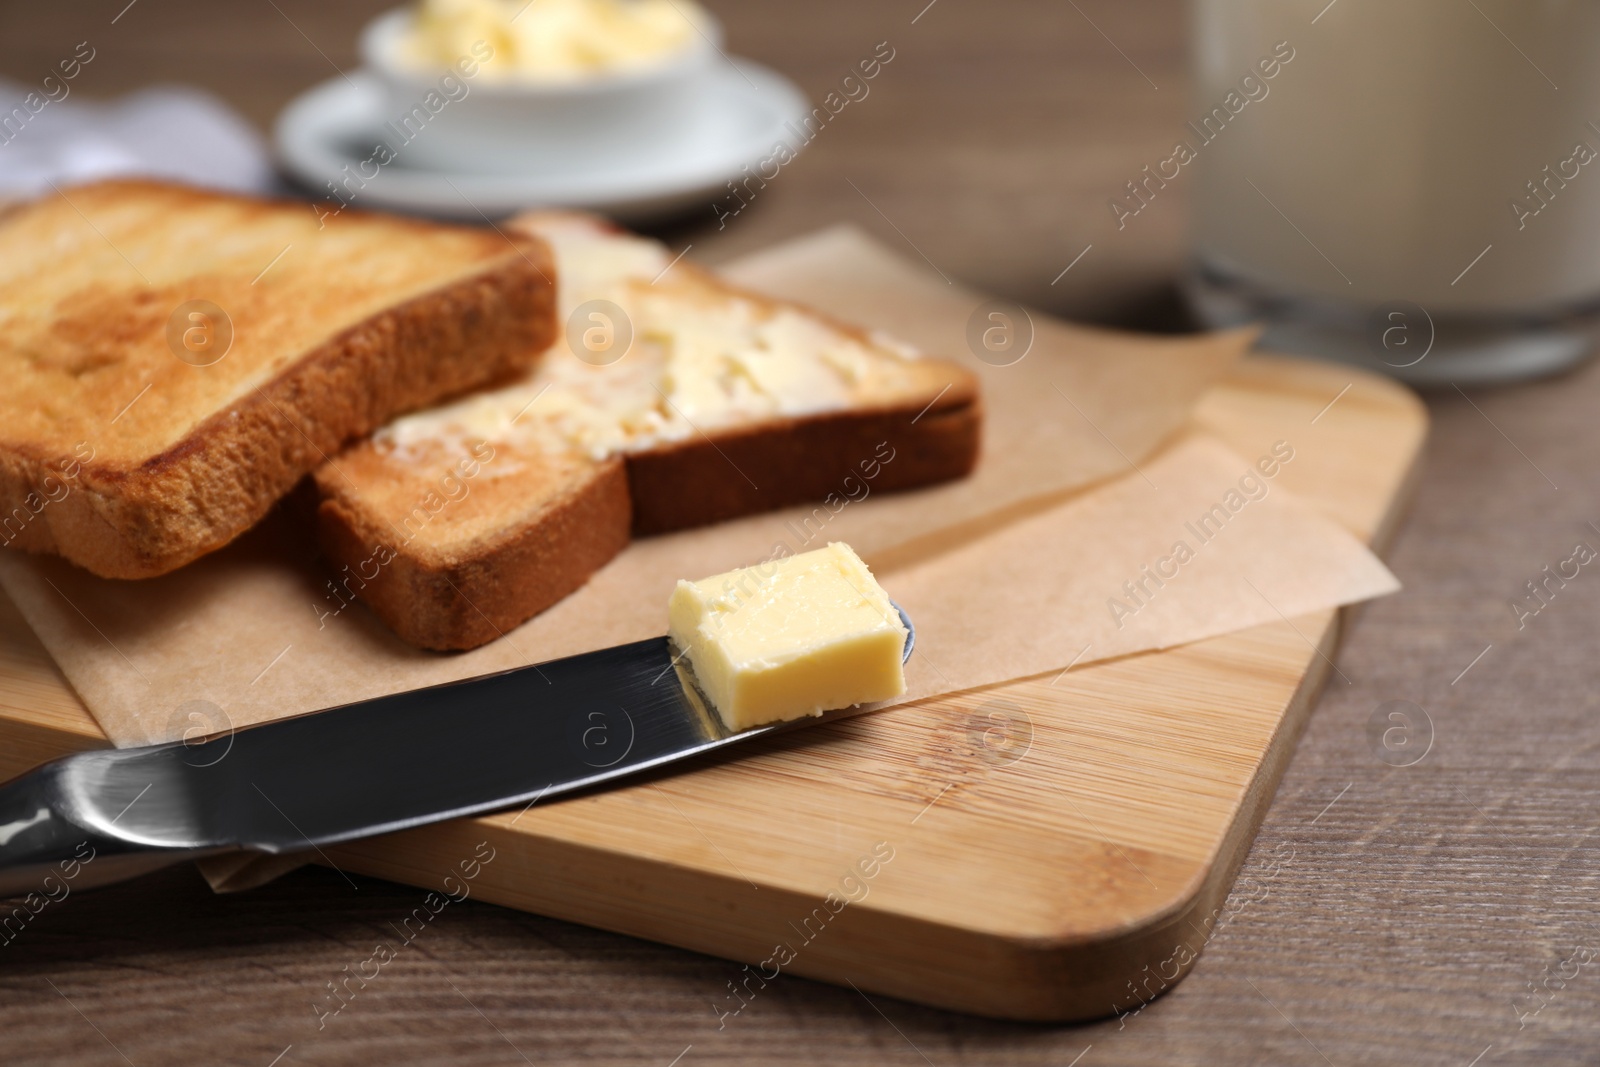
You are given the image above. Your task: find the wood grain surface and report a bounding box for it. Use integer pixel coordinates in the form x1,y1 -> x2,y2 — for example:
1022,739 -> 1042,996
1,1 -> 1597,1064
0,350 -> 1426,1022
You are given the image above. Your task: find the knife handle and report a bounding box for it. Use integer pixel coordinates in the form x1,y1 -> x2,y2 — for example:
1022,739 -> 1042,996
0,759 -> 216,899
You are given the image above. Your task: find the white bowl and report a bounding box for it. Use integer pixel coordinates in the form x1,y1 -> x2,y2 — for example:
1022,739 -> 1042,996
357,6 -> 722,173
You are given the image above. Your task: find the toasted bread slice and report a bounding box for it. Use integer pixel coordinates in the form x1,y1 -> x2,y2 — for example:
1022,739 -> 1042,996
0,179 -> 555,578
314,213 -> 980,650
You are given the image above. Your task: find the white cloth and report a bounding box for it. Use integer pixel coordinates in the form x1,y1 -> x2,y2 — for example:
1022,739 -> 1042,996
0,79 -> 274,196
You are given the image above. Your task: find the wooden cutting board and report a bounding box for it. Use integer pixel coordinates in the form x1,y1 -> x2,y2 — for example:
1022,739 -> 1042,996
0,355 -> 1426,1022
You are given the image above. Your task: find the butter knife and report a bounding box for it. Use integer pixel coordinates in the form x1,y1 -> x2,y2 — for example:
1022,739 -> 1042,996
0,606 -> 913,896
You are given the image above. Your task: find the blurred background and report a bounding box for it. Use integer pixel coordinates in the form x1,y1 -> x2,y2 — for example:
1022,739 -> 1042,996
0,0 -> 1193,329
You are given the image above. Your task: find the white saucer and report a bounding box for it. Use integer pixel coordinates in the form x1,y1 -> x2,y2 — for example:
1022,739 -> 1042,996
274,61 -> 810,224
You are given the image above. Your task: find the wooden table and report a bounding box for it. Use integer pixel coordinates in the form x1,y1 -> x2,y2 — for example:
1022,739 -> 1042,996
2,1 -> 1596,1063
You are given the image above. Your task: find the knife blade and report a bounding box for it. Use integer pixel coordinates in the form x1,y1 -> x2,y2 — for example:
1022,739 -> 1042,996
0,605 -> 913,896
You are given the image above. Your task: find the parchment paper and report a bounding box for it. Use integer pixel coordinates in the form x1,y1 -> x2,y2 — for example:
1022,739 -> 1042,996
0,229 -> 1393,754
888,431 -> 1397,701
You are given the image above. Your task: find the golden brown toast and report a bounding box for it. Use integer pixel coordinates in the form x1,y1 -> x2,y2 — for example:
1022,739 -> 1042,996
314,213 -> 980,650
0,179 -> 555,578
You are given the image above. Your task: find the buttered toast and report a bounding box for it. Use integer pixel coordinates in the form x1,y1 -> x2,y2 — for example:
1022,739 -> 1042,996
314,213 -> 980,650
0,180 -> 555,578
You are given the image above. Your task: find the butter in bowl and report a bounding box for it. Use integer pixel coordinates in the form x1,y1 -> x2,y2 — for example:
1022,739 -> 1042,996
358,0 -> 724,172
275,0 -> 811,219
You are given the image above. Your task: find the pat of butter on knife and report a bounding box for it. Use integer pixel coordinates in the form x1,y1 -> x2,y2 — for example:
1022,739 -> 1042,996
668,542 -> 908,732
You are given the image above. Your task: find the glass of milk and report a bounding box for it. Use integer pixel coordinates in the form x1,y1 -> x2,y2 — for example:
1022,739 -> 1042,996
1185,0 -> 1600,384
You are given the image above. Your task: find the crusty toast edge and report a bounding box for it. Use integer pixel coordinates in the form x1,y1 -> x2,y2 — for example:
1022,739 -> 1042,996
0,234 -> 557,579
626,385 -> 980,535
315,457 -> 632,650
